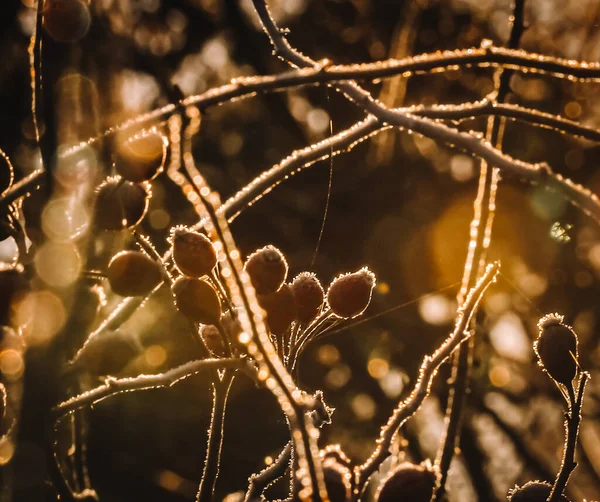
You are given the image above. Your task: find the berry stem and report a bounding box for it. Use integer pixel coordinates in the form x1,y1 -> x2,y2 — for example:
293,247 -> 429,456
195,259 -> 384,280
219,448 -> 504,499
196,370 -> 235,502
548,372 -> 589,502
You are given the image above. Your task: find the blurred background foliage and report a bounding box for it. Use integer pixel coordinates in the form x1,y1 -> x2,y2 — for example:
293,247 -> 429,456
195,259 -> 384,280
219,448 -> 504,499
2,0 -> 600,500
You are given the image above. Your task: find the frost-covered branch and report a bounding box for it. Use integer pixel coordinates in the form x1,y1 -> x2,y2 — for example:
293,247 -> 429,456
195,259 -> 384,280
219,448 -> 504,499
436,1 -> 527,496
326,45 -> 600,82
549,372 -> 590,501
352,262 -> 500,499
247,0 -> 600,226
416,100 -> 600,142
53,358 -> 249,418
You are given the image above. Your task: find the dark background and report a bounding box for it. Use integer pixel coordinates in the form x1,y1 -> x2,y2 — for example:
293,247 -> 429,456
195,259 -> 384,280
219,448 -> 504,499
2,0 -> 600,500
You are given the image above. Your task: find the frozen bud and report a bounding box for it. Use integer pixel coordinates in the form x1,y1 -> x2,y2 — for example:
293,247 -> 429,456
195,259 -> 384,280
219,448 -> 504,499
115,133 -> 167,183
172,277 -> 221,326
327,267 -> 376,319
244,245 -> 288,295
290,272 -> 324,324
107,251 -> 163,297
376,462 -> 438,502
199,324 -> 225,357
508,481 -> 570,502
171,228 -> 217,278
258,284 -> 297,336
94,177 -> 150,231
534,313 -> 578,385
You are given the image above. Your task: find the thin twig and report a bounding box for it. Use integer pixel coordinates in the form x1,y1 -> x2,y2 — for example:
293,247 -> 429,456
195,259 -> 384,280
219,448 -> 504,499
351,262 -> 500,499
436,1 -> 527,496
52,358 -> 249,418
415,100 -> 600,142
325,45 -> 600,82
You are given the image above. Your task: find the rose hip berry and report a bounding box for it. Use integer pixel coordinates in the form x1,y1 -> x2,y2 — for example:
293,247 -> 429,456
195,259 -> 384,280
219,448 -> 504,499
115,133 -> 167,183
534,314 -> 579,385
290,272 -> 324,324
171,228 -> 217,278
94,177 -> 150,231
244,245 -> 288,295
327,267 -> 376,319
107,251 -> 163,297
172,277 -> 221,326
376,462 -> 438,502
257,283 -> 297,336
199,324 -> 226,357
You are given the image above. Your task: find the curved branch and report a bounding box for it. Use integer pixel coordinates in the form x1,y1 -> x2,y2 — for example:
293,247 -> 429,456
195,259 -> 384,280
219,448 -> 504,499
352,262 -> 500,498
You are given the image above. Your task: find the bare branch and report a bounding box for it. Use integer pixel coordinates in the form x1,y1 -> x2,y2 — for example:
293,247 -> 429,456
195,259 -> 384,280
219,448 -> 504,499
52,358 -> 249,418
246,0 -> 600,229
415,100 -> 600,143
326,45 -> 600,82
436,1 -> 527,497
352,262 -> 500,498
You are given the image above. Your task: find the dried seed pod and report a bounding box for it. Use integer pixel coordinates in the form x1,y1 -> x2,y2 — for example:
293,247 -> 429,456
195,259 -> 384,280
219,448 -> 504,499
376,462 -> 438,502
172,277 -> 221,325
326,267 -> 376,319
534,313 -> 579,385
115,133 -> 167,183
171,228 -> 217,278
291,272 -> 324,324
94,177 -> 150,231
199,324 -> 225,357
43,0 -> 91,43
257,283 -> 297,336
244,245 -> 288,295
107,251 -> 163,297
508,481 -> 570,502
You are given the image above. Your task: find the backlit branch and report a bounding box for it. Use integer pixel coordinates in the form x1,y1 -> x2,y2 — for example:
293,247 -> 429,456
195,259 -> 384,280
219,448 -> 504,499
352,262 -> 500,498
53,358 -> 250,418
